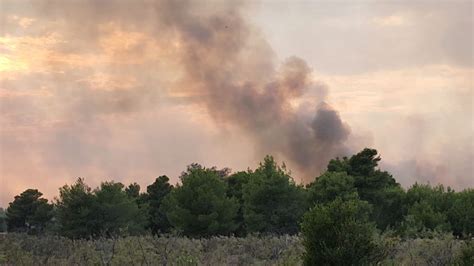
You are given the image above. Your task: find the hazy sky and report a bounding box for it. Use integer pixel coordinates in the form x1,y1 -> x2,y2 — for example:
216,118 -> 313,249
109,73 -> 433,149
0,0 -> 472,206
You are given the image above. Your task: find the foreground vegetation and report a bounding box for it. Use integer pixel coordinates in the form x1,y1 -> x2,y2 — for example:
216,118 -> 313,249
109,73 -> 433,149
1,148 -> 473,264
1,233 -> 473,265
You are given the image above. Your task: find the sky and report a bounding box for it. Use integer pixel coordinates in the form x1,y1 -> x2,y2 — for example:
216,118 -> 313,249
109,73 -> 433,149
0,0 -> 472,206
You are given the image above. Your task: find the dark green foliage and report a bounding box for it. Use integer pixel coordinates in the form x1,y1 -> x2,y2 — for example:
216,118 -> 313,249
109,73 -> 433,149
225,171 -> 252,236
56,178 -> 145,238
328,149 -> 398,191
6,189 -> 53,233
301,198 -> 382,265
327,148 -> 404,229
94,181 -> 146,236
400,184 -> 452,235
243,156 -> 307,235
125,183 -> 141,199
407,200 -> 450,232
226,171 -> 251,203
347,148 -> 380,176
448,189 -> 474,237
161,164 -> 239,237
56,178 -> 100,238
370,186 -> 405,230
144,175 -> 173,234
307,171 -> 358,204
2,147 -> 473,244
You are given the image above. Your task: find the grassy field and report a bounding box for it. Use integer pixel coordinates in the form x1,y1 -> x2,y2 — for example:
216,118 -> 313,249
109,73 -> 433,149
0,233 -> 470,265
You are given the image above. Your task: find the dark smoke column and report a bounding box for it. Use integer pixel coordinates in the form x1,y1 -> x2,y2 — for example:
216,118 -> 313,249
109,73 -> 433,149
158,1 -> 351,182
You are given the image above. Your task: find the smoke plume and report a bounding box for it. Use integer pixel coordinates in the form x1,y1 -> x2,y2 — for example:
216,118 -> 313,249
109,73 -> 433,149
0,0 -> 354,207
21,0 -> 351,180
164,2 -> 351,178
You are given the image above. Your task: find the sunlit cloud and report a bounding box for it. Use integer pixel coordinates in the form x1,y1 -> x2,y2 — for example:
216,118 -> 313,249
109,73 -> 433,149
372,14 -> 410,27
7,15 -> 35,28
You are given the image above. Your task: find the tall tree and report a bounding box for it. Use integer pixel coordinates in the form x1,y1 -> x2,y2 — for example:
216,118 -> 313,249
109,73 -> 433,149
6,189 -> 53,233
56,178 -> 100,238
327,148 -> 404,229
448,188 -> 474,237
145,175 -> 173,234
161,164 -> 238,237
225,171 -> 252,236
94,181 -> 146,236
243,156 -> 307,234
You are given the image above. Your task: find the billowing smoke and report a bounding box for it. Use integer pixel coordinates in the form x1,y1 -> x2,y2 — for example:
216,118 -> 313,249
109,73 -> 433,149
164,2 -> 351,178
14,0 -> 350,180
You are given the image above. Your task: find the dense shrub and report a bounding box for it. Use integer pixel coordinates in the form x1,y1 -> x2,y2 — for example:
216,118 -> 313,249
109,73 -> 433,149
301,198 -> 384,265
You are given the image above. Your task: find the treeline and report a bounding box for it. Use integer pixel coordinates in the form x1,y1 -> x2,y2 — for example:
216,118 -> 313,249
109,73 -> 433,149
2,148 -> 473,240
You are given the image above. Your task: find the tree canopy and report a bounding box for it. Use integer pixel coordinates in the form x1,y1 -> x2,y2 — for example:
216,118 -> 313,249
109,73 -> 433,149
3,148 -> 473,240
6,189 -> 52,233
144,175 -> 173,234
161,164 -> 239,237
242,155 -> 307,235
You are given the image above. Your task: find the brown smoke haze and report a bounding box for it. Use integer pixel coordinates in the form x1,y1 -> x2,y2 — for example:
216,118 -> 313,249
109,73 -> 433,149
0,0 -> 472,205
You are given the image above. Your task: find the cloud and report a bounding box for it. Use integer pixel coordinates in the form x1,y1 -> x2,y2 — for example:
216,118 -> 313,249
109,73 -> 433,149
254,0 -> 473,74
372,14 -> 410,27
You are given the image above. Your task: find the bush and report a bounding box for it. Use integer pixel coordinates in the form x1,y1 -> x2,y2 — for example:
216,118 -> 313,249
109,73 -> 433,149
456,240 -> 474,266
301,198 -> 384,265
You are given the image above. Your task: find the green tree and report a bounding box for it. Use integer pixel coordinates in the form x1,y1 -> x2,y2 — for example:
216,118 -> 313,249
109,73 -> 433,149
225,171 -> 252,236
371,186 -> 405,230
243,156 -> 307,234
307,171 -> 358,205
403,201 -> 450,235
94,181 -> 146,237
56,178 -> 100,238
327,148 -> 404,229
6,189 -> 53,233
401,183 -> 452,235
448,189 -> 474,237
144,175 -> 173,234
56,179 -> 147,238
125,183 -> 141,199
301,198 -> 383,265
161,164 -> 239,237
